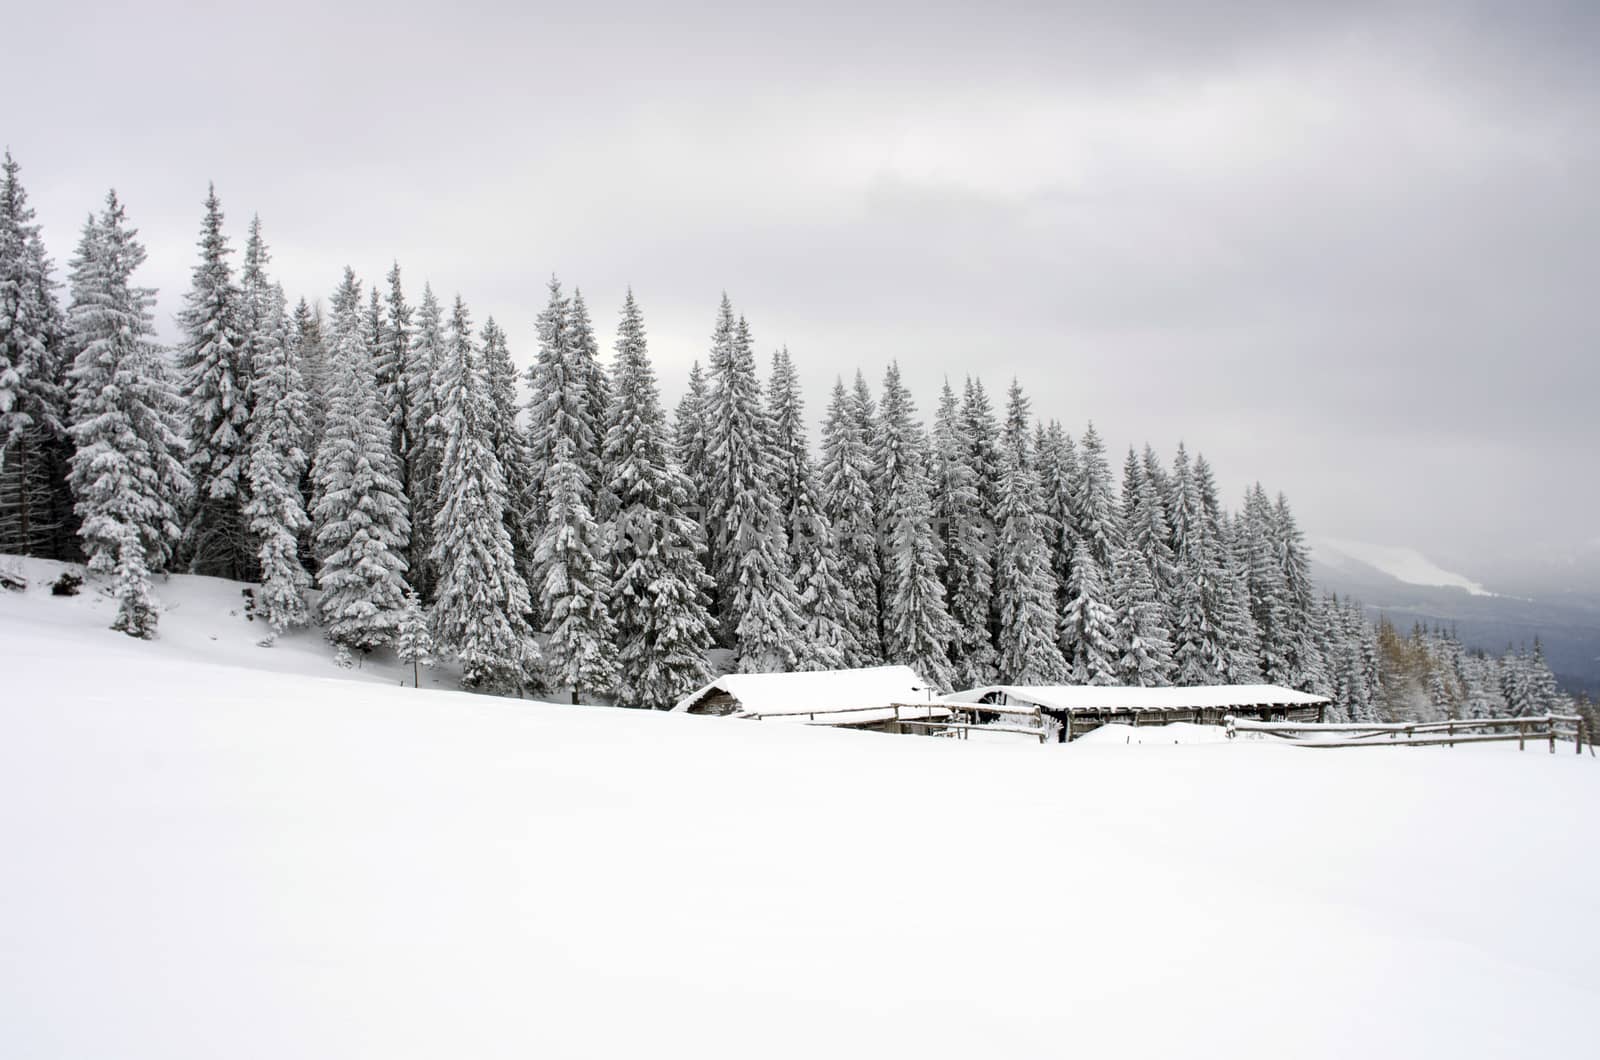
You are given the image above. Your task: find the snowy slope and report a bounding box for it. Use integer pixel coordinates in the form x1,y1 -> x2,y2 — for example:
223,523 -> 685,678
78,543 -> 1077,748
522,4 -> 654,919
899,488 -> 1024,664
3,563 -> 1600,1058
1316,537 -> 1494,596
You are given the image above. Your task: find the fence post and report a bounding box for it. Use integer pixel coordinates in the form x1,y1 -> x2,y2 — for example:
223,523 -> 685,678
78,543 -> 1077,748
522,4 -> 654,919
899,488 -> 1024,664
1549,716 -> 1556,755
1579,718 -> 1586,756
1518,719 -> 1526,751
1447,720 -> 1454,749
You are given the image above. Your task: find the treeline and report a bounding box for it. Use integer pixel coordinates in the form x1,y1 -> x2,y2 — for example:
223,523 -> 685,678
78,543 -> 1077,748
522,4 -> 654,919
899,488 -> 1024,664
0,156 -> 1525,719
1373,621 -> 1590,726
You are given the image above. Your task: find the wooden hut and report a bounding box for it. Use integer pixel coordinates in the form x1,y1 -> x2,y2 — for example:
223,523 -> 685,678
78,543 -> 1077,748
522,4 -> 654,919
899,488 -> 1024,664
670,666 -> 952,734
947,684 -> 1330,743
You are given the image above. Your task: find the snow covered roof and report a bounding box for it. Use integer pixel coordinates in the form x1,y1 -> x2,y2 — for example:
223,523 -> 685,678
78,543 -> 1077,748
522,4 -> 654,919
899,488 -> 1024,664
671,666 -> 935,717
947,684 -> 1329,713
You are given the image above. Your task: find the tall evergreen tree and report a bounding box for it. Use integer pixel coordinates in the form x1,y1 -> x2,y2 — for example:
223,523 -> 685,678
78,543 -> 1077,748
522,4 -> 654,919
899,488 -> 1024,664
527,277 -> 606,533
1063,537 -> 1121,684
65,192 -> 189,637
175,185 -> 251,579
430,296 -> 537,692
242,284 -> 312,639
536,436 -> 619,699
1036,421 -> 1079,614
992,394 -> 1068,685
1112,545 -> 1173,685
673,359 -> 711,517
291,297 -> 329,444
818,377 -> 882,664
236,216 -> 273,383
703,299 -> 803,668
375,263 -> 412,466
0,150 -> 72,558
567,288 -> 612,518
603,290 -> 714,708
1166,444 -> 1216,684
932,378 -> 996,685
480,315 -> 539,593
875,361 -> 957,686
404,284 -> 446,597
766,346 -> 857,668
311,267 -> 411,651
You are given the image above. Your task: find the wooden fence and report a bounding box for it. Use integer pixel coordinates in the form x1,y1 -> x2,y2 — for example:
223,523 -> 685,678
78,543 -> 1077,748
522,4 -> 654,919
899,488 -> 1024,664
1225,713 -> 1593,755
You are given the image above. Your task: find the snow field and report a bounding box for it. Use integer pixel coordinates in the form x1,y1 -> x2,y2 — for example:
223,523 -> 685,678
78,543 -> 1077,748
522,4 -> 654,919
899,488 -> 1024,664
1,561 -> 1598,1058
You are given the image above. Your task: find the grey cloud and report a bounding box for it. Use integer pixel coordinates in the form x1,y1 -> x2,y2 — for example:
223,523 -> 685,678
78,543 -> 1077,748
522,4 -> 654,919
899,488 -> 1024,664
9,0 -> 1597,587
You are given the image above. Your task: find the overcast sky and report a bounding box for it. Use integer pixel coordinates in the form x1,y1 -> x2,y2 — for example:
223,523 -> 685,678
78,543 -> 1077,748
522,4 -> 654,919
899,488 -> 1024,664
10,1 -> 1597,588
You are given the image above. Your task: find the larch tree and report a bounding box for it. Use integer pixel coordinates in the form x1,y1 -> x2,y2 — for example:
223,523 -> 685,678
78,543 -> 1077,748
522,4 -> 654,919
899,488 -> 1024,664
429,296 -> 537,692
603,290 -> 715,707
175,185 -> 251,579
311,267 -> 411,652
0,150 -> 73,559
819,376 -> 881,664
536,436 -> 619,700
65,192 -> 189,637
241,283 -> 313,639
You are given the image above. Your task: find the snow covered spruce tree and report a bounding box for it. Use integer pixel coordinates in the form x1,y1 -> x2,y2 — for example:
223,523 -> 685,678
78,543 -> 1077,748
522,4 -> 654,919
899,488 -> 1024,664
703,297 -> 803,670
769,347 -> 857,670
991,384 -> 1067,684
403,284 -> 446,596
175,185 -> 252,579
429,296 -> 537,692
566,288 -> 612,518
374,263 -> 412,470
291,297 -> 329,447
1035,420 -> 1079,609
241,283 -> 313,639
526,277 -> 605,533
1059,422 -> 1123,680
603,291 -> 715,707
1197,456 -> 1263,684
932,378 -> 996,686
1269,491 -> 1326,692
0,150 -> 74,559
536,436 -> 618,701
310,268 -> 411,652
1166,444 -> 1218,684
875,361 -> 956,688
1123,448 -> 1174,601
673,359 -> 711,514
395,588 -> 434,689
480,315 -> 540,593
1112,545 -> 1173,685
818,376 -> 882,664
64,192 -> 190,637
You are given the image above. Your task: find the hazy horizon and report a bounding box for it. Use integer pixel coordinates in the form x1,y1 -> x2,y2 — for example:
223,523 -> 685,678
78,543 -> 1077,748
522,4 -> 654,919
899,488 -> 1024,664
10,0 -> 1596,592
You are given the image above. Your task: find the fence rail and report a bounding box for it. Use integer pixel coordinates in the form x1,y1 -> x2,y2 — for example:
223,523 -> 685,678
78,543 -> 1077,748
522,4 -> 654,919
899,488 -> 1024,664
1225,713 -> 1593,755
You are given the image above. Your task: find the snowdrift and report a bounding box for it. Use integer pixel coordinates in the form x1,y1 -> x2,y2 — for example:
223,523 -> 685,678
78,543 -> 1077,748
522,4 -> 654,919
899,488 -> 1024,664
2,557 -> 1599,1059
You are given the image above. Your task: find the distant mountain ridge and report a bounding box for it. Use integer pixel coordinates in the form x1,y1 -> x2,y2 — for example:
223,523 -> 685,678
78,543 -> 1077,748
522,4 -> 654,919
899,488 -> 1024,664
1311,540 -> 1600,695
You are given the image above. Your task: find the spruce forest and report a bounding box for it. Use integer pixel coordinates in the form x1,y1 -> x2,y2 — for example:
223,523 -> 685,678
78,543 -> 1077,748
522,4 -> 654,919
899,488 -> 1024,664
0,158 -> 1585,726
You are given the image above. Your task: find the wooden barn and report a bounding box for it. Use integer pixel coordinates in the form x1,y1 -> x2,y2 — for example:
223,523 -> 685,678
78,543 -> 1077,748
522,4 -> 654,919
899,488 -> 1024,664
946,684 -> 1331,743
670,666 -> 954,734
